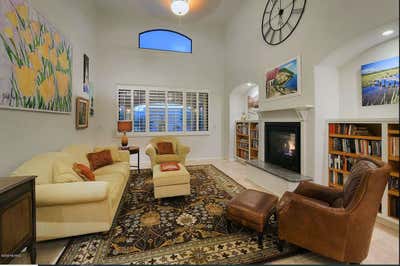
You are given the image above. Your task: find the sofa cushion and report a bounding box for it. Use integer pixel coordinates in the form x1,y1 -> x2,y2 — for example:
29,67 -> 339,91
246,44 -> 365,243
151,137 -> 177,154
93,162 -> 130,179
73,163 -> 95,181
94,146 -> 121,162
155,154 -> 181,164
12,152 -> 67,185
157,142 -> 174,155
62,144 -> 92,167
53,159 -> 83,183
87,150 -> 113,171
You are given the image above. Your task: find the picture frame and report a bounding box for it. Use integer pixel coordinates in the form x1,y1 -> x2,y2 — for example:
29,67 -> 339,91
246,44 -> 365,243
265,56 -> 301,101
75,97 -> 89,129
361,56 -> 399,107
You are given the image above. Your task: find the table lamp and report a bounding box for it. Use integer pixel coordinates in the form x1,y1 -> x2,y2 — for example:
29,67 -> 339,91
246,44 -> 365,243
117,121 -> 132,147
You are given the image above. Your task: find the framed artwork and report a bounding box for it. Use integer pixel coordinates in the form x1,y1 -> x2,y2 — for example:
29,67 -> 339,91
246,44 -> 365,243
361,56 -> 399,106
265,57 -> 301,100
0,0 -> 72,113
76,97 -> 89,129
83,54 -> 89,94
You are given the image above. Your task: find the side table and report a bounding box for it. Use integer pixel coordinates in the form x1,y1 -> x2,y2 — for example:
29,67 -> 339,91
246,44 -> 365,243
0,176 -> 36,264
120,146 -> 140,173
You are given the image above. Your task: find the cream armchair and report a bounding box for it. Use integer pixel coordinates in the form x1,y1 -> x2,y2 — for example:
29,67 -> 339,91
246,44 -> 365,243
145,136 -> 191,168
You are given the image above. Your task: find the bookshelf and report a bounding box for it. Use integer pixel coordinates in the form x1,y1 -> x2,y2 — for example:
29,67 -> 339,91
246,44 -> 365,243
328,123 -> 382,189
387,123 -> 399,220
235,121 -> 259,161
327,120 -> 399,226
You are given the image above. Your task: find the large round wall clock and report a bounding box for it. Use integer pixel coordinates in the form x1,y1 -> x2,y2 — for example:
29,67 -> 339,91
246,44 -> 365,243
261,0 -> 306,45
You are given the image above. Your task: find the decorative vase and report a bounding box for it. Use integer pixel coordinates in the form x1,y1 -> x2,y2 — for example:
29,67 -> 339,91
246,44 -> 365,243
121,132 -> 128,147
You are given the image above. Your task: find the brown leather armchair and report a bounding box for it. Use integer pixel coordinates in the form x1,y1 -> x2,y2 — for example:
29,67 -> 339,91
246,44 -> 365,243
277,157 -> 391,263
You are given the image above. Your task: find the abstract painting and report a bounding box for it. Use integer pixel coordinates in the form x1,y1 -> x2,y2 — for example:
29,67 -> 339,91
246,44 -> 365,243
265,57 -> 301,100
76,97 -> 89,129
0,0 -> 72,113
361,56 -> 399,106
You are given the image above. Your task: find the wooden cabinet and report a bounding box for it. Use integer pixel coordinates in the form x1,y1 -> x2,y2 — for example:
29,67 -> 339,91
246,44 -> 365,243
0,176 -> 36,264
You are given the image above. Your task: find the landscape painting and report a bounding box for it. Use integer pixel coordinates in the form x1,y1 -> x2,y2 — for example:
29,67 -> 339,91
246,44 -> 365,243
0,0 -> 72,113
266,57 -> 300,100
361,56 -> 399,106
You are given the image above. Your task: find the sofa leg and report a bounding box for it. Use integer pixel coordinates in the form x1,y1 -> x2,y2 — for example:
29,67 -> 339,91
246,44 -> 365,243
257,232 -> 263,248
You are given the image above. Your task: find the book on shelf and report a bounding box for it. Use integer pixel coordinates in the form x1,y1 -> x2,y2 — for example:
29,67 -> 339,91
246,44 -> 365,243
329,124 -> 371,136
389,136 -> 399,157
388,177 -> 399,191
332,138 -> 381,157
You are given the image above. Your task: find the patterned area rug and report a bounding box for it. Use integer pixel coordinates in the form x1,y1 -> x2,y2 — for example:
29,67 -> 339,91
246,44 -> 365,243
58,165 -> 299,264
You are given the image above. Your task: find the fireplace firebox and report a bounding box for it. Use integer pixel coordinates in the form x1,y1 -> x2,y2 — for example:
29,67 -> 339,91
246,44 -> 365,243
265,122 -> 301,173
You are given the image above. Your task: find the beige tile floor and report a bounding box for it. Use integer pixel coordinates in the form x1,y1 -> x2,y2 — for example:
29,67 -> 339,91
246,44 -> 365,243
12,160 -> 400,265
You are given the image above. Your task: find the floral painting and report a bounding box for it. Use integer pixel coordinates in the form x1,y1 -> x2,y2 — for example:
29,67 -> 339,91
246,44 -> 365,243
265,57 -> 301,100
0,0 -> 72,113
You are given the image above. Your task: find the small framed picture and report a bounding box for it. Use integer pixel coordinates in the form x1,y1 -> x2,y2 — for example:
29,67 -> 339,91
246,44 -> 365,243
76,97 -> 89,129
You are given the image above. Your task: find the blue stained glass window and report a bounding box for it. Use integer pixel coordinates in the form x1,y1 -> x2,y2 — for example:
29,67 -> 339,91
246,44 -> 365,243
139,29 -> 192,53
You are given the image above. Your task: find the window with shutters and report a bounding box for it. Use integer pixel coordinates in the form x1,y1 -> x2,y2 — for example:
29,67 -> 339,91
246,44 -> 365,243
117,86 -> 209,135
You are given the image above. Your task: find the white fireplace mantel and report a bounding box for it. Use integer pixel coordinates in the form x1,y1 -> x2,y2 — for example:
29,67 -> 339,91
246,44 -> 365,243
257,104 -> 314,121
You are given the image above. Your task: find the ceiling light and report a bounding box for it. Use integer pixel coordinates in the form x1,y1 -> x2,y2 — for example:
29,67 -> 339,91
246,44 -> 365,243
382,30 -> 394,36
171,0 -> 190,16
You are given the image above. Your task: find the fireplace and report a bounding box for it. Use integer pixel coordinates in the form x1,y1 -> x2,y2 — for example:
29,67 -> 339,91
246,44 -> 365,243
265,122 -> 301,173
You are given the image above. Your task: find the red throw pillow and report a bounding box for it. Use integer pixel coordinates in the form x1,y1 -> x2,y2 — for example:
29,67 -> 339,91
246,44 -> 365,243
160,162 -> 180,172
86,150 -> 113,171
72,163 -> 95,181
157,142 -> 174,155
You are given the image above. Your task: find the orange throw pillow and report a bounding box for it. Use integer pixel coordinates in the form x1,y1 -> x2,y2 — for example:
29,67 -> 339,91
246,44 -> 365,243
86,150 -> 113,171
157,142 -> 174,155
160,162 -> 180,172
72,163 -> 95,181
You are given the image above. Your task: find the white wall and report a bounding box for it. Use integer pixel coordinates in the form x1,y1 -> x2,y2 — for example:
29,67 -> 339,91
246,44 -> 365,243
0,0 -> 97,176
339,38 -> 399,118
94,7 -> 226,164
224,0 -> 399,178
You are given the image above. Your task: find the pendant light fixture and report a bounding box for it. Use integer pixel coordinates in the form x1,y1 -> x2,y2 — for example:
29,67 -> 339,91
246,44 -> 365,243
171,0 -> 190,16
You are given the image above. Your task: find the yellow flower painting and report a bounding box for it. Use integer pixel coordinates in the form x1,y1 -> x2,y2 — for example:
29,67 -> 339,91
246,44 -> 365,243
0,0 -> 72,112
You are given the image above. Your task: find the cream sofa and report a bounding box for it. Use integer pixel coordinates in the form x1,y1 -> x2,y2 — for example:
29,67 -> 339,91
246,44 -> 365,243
145,136 -> 191,168
12,144 -> 130,241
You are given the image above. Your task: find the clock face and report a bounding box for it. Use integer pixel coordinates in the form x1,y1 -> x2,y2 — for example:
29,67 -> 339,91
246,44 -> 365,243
262,0 -> 306,45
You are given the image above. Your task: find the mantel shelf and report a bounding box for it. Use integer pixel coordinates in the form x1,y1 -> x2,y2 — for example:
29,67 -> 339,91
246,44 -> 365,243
257,104 -> 314,113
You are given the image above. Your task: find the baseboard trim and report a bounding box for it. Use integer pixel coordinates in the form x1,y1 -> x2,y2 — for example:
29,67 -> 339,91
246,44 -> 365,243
376,215 -> 399,231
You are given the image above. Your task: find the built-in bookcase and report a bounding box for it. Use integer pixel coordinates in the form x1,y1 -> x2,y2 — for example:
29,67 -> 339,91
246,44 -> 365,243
235,121 -> 259,161
327,120 -> 399,225
328,123 -> 382,189
387,123 -> 399,220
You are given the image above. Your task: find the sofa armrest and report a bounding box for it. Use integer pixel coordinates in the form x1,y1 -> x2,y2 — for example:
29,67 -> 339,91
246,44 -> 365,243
145,144 -> 156,158
278,191 -> 348,241
118,150 -> 130,163
294,181 -> 343,205
177,143 -> 190,156
36,182 -> 109,207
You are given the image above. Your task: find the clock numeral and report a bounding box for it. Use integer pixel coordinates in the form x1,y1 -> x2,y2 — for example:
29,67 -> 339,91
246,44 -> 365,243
292,8 -> 303,14
270,30 -> 276,44
263,26 -> 272,40
287,22 -> 293,31
279,29 -> 282,42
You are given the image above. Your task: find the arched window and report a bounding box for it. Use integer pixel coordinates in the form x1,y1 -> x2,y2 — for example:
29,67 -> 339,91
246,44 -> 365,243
139,29 -> 192,53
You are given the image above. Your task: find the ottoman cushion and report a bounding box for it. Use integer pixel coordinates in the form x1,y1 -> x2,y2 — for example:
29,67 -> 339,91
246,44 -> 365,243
153,163 -> 190,187
227,189 -> 278,233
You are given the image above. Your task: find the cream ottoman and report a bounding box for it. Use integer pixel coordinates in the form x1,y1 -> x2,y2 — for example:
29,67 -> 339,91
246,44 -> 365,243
153,163 -> 191,199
